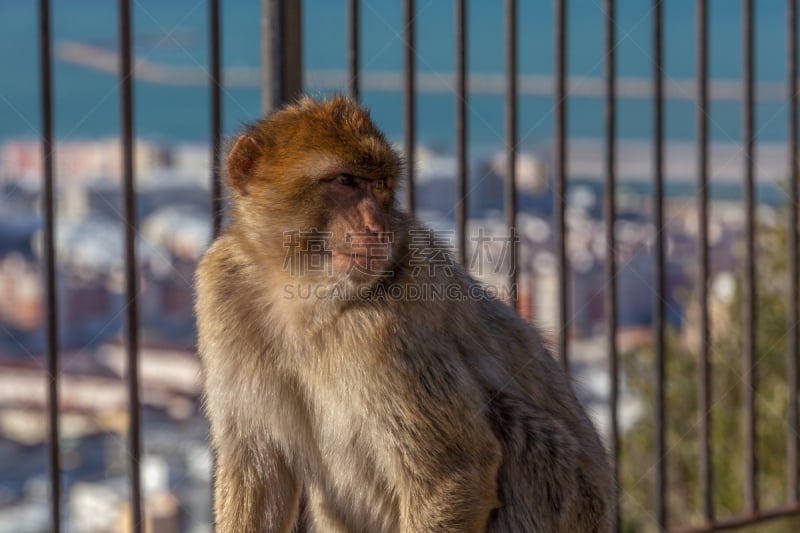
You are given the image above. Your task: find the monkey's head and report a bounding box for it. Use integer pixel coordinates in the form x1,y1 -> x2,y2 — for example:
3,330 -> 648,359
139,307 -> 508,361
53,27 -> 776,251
226,96 -> 405,288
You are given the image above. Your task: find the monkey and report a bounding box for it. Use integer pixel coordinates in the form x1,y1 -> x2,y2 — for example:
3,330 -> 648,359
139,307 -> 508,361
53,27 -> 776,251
195,95 -> 612,532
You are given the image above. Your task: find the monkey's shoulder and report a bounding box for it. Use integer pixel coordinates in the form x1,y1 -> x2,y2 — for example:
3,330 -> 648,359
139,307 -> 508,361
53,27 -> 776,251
195,234 -> 280,313
194,235 -> 288,361
195,234 -> 250,287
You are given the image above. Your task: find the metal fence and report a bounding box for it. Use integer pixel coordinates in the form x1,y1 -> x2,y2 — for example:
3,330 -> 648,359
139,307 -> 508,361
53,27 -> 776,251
32,0 -> 800,532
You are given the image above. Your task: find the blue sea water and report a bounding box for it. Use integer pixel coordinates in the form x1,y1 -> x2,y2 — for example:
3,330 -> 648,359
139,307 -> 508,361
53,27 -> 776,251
0,0 -> 791,149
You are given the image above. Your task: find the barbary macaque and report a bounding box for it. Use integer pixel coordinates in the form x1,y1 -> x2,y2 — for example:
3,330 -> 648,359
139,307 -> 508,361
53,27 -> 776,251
195,96 -> 612,532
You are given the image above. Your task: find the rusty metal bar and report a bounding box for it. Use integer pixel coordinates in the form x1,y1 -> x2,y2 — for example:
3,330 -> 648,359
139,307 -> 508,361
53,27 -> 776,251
505,0 -> 518,303
455,0 -> 467,265
742,0 -> 758,515
555,0 -> 568,367
208,1 -> 222,525
118,0 -> 143,531
261,0 -> 283,112
348,0 -> 360,100
653,0 -> 666,528
261,0 -> 302,113
39,1 -> 60,531
603,0 -> 618,530
404,0 -> 416,213
788,0 -> 799,504
210,0 -> 222,238
697,0 -> 713,524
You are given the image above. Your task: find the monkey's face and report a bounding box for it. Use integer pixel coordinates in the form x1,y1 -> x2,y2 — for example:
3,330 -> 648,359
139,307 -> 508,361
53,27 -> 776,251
311,169 -> 396,282
226,97 -> 404,290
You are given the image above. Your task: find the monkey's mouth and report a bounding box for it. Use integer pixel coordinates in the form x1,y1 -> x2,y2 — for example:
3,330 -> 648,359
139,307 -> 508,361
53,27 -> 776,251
331,249 -> 394,277
331,251 -> 393,261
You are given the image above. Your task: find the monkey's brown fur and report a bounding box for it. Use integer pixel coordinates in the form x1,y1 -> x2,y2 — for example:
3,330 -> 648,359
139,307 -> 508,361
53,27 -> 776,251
195,96 -> 612,532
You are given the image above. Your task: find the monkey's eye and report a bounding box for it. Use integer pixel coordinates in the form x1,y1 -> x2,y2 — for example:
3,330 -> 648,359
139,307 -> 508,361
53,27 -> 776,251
373,179 -> 386,190
336,174 -> 357,187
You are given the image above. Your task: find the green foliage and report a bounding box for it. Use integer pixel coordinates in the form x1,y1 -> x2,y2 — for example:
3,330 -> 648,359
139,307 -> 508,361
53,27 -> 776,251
619,211 -> 800,532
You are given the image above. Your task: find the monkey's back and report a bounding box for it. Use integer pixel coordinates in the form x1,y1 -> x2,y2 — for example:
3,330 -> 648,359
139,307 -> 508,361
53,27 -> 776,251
395,273 -> 613,532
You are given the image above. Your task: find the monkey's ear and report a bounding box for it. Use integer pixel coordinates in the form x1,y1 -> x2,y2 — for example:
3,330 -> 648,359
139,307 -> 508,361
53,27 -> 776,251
227,135 -> 262,195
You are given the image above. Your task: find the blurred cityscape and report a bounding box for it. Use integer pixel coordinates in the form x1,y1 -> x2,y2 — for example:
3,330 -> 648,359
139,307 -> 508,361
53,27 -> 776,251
0,133 -> 791,531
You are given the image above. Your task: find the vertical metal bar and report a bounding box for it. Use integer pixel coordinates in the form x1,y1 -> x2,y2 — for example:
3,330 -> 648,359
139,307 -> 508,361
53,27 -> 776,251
404,0 -> 416,214
118,1 -> 142,531
283,0 -> 302,101
788,0 -> 799,504
261,0 -> 302,113
208,2 -> 222,527
210,0 -> 223,238
39,1 -> 60,531
742,0 -> 759,514
348,0 -> 360,100
261,0 -> 282,112
505,0 -> 518,304
652,0 -> 667,529
603,0 -> 618,530
697,0 -> 713,524
455,0 -> 467,265
555,0 -> 568,367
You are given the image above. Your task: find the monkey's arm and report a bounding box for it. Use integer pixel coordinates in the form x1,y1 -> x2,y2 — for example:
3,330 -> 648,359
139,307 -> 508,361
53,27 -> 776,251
196,250 -> 303,532
375,351 -> 503,533
202,351 -> 305,532
202,354 -> 303,533
395,406 -> 502,532
213,436 -> 301,533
